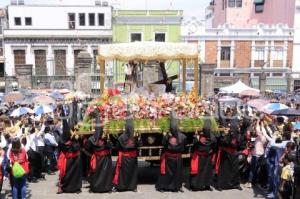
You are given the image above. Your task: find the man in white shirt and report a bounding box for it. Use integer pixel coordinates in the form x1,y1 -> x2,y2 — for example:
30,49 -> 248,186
44,126 -> 58,174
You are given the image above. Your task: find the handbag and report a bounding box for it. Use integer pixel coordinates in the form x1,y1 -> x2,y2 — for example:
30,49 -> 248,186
12,162 -> 25,178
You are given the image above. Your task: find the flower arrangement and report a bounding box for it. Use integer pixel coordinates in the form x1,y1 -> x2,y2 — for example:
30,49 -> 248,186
78,90 -> 218,134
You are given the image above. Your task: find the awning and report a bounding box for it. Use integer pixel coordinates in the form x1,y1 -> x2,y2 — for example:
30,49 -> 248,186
254,0 -> 265,4
97,42 -> 198,61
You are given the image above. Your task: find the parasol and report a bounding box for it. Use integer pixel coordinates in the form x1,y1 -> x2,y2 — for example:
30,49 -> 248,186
34,104 -> 55,115
270,108 -> 300,116
247,99 -> 270,110
50,91 -> 65,101
239,89 -> 260,97
293,122 -> 300,130
10,107 -> 34,117
4,92 -> 24,103
260,103 -> 289,114
32,95 -> 56,105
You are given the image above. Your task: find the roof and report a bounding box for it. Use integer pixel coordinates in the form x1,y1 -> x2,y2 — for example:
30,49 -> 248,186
97,41 -> 198,61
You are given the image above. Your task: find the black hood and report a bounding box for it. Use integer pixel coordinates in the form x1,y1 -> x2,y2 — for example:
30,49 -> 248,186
94,114 -> 103,141
125,111 -> 134,139
170,111 -> 179,139
202,119 -> 211,138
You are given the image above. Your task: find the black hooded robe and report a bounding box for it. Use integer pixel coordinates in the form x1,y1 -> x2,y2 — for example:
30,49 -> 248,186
113,117 -> 142,191
57,108 -> 82,193
215,130 -> 241,190
156,112 -> 186,192
87,117 -> 113,193
189,131 -> 216,191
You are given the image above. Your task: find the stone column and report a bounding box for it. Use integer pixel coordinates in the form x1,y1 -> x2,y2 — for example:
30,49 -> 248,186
217,40 -> 221,68
15,64 -> 33,89
67,45 -> 74,76
259,72 -> 267,93
75,50 -> 92,94
283,40 -> 288,68
230,41 -> 235,68
251,41 -> 255,68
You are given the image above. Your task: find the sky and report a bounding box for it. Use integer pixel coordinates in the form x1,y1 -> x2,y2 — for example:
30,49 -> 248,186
0,0 -> 210,19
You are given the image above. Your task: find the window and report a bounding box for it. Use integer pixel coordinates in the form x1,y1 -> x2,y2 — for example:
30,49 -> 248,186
254,47 -> 265,60
25,17 -> 32,26
228,0 -> 235,7
219,73 -> 231,76
273,47 -> 284,60
155,33 -> 166,42
98,13 -> 104,26
236,0 -> 242,7
54,50 -> 66,75
14,17 -> 21,26
89,13 -> 95,26
34,50 -> 47,75
221,47 -> 231,60
255,4 -> 264,13
222,0 -> 226,10
14,50 -> 26,65
273,73 -> 283,77
130,33 -> 142,42
79,13 -> 85,26
68,13 -> 76,29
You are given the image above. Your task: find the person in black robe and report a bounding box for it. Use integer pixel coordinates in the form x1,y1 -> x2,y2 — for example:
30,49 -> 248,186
215,123 -> 242,191
155,111 -> 186,192
57,106 -> 82,194
112,112 -> 142,192
87,114 -> 113,193
189,120 -> 216,191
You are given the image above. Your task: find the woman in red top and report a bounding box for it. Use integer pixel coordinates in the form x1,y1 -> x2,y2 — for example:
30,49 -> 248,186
9,138 -> 29,199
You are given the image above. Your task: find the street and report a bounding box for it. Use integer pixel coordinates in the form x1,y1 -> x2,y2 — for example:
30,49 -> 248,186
1,162 -> 265,199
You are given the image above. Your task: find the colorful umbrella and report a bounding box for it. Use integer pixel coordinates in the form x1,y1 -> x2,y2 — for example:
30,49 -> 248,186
34,104 -> 55,115
10,107 -> 33,117
260,103 -> 289,114
293,122 -> 300,130
50,91 -> 64,101
247,99 -> 270,110
239,89 -> 260,97
4,92 -> 24,103
32,95 -> 56,105
271,108 -> 300,116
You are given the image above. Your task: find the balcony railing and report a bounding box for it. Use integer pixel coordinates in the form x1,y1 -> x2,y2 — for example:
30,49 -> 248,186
32,75 -> 75,89
220,60 -> 230,68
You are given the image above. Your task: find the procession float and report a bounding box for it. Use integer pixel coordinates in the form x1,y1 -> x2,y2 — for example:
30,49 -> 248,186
78,42 -> 221,161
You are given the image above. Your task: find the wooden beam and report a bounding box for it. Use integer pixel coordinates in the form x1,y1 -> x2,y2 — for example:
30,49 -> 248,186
182,59 -> 187,93
194,58 -> 199,96
100,60 -> 105,94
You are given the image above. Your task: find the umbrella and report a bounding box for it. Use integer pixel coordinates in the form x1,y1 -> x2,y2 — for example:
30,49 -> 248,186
18,98 -> 33,105
4,92 -> 24,103
271,108 -> 300,116
294,122 -> 300,130
10,107 -> 33,117
247,99 -> 270,110
50,91 -> 64,101
218,96 -> 242,102
65,92 -> 75,101
239,89 -> 260,97
32,95 -> 56,105
34,104 -> 55,115
260,103 -> 289,114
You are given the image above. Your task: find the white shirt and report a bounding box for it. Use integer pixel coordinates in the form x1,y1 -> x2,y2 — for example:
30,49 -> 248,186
44,133 -> 58,147
0,134 -> 7,149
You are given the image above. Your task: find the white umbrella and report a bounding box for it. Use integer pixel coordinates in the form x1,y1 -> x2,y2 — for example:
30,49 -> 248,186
34,104 -> 55,115
10,107 -> 34,117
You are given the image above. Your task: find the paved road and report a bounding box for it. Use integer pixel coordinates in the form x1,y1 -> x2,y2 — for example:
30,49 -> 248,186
1,162 -> 266,199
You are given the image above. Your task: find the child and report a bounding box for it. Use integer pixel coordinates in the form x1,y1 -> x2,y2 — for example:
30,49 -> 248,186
279,154 -> 294,199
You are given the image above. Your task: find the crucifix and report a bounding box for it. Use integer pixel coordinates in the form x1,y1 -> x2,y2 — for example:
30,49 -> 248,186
152,62 -> 178,93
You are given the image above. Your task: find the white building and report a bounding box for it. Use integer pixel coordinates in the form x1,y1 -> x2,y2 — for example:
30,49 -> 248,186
3,4 -> 112,80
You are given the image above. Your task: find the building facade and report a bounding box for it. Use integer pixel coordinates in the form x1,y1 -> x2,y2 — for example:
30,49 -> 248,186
293,0 -> 300,90
3,4 -> 112,91
211,0 -> 295,28
112,10 -> 183,88
182,23 -> 294,94
0,9 -> 6,91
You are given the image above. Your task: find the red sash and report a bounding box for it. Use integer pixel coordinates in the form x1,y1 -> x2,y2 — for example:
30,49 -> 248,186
214,147 -> 237,174
57,150 -> 80,179
89,150 -> 110,173
190,151 -> 210,175
112,150 -> 138,185
160,152 -> 181,175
